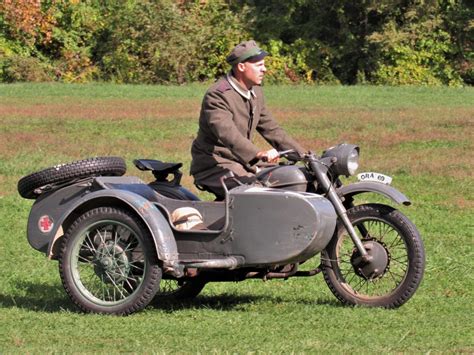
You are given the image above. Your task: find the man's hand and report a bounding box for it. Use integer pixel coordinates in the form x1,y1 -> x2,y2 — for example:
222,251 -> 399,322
256,149 -> 279,163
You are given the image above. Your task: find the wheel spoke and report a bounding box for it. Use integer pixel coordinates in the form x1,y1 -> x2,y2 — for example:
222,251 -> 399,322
390,254 -> 407,261
122,240 -> 136,254
342,268 -> 353,280
346,272 -> 358,285
68,219 -> 151,306
95,228 -> 107,245
333,213 -> 414,298
388,269 -> 405,279
353,277 -> 366,293
105,271 -> 127,299
129,262 -> 144,272
387,235 -> 404,249
387,269 -> 403,288
77,254 -> 94,264
379,223 -> 392,241
124,278 -> 135,292
83,233 -> 97,253
324,205 -> 425,307
60,208 -> 167,315
338,259 -> 352,265
391,258 -> 407,269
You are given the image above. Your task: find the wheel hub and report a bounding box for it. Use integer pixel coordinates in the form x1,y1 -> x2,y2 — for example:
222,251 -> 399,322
94,242 -> 131,283
351,240 -> 390,280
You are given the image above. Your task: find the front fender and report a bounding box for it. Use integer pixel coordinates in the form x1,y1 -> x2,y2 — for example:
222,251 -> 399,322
39,188 -> 181,276
337,182 -> 411,206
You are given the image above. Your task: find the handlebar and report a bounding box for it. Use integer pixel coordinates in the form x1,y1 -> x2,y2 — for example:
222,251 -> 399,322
258,149 -> 299,163
277,149 -> 297,158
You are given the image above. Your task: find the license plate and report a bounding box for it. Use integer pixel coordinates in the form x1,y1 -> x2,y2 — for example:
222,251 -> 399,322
357,172 -> 392,185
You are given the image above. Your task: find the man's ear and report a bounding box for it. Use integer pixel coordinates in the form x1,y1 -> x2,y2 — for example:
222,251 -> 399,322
236,62 -> 246,73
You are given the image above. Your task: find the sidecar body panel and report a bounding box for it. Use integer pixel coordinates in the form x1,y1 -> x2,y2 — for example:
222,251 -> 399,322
27,176 -> 337,272
226,186 -> 337,265
27,183 -> 90,254
26,177 -> 181,275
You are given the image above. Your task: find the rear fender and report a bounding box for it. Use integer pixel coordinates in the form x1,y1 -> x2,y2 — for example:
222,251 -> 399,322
46,189 -> 182,276
337,182 -> 411,206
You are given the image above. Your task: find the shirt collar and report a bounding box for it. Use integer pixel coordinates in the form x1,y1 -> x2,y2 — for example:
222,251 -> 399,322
226,73 -> 256,100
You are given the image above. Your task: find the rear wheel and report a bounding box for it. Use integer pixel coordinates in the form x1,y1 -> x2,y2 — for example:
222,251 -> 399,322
59,207 -> 161,315
155,278 -> 206,301
322,204 -> 425,308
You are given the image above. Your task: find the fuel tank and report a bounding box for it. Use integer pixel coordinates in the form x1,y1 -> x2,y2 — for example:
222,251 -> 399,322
226,185 -> 337,265
256,165 -> 309,192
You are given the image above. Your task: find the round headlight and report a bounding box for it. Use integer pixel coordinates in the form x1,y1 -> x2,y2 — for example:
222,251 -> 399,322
347,148 -> 359,175
322,143 -> 360,176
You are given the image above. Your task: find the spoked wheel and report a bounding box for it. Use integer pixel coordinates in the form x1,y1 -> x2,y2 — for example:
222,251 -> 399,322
59,207 -> 161,315
322,203 -> 425,308
155,278 -> 206,301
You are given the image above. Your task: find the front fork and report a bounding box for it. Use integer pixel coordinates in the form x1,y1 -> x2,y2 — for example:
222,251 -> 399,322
310,161 -> 370,260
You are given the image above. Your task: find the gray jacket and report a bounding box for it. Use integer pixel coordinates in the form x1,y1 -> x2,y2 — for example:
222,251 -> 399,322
190,75 -> 305,177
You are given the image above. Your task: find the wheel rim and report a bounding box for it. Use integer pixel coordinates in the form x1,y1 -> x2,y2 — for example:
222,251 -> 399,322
70,220 -> 147,306
336,217 -> 409,299
158,279 -> 182,295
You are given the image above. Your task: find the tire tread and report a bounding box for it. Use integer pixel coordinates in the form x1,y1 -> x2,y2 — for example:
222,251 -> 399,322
322,203 -> 425,308
18,157 -> 126,199
58,207 -> 161,315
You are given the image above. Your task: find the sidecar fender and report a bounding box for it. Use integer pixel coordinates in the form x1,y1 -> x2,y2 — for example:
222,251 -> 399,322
337,182 -> 411,206
41,188 -> 181,276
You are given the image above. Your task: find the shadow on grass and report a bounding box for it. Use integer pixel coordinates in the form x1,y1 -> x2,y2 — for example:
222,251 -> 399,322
0,280 -> 341,314
0,280 -> 75,313
150,293 -> 342,312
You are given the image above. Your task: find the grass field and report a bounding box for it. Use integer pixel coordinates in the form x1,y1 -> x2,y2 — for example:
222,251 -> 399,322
0,83 -> 473,353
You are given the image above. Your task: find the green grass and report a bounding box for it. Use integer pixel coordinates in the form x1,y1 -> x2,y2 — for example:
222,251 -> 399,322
0,83 -> 473,353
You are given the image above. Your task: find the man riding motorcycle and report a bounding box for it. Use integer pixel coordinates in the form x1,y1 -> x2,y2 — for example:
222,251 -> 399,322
190,40 -> 306,200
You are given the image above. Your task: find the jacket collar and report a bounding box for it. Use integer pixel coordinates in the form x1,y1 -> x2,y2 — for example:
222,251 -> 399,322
226,73 -> 256,100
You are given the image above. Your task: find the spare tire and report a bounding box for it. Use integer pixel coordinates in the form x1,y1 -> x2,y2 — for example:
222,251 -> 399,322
18,157 -> 127,199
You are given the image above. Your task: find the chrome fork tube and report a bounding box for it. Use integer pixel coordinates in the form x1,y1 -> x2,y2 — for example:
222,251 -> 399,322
310,161 -> 369,259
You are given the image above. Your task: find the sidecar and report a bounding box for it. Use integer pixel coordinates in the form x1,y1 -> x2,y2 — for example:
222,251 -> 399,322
22,157 -> 337,314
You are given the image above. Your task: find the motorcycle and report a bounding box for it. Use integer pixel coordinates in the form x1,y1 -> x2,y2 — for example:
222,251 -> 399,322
18,144 -> 425,315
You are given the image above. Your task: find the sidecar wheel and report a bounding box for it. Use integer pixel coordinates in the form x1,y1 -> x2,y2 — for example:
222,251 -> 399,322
322,204 -> 425,308
59,207 -> 161,315
154,278 -> 206,301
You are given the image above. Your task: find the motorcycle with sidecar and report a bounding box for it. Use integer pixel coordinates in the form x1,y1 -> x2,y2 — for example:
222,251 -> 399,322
18,144 -> 425,315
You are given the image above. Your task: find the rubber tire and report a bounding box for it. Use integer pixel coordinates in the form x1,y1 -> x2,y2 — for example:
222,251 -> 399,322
59,207 -> 161,315
154,279 -> 206,301
322,203 -> 425,308
18,156 -> 126,199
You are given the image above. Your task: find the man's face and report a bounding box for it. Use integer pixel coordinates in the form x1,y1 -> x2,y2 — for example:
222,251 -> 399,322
239,59 -> 266,87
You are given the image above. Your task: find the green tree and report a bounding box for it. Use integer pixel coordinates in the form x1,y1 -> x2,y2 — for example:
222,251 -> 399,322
231,0 -> 470,85
94,0 -> 248,84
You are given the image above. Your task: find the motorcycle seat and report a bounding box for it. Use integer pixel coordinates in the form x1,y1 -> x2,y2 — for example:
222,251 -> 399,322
133,159 -> 182,174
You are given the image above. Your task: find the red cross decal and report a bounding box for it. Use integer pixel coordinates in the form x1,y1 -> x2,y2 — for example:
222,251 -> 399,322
38,215 -> 54,233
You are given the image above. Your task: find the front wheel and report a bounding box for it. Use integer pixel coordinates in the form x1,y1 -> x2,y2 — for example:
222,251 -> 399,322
322,204 -> 425,308
59,207 -> 162,315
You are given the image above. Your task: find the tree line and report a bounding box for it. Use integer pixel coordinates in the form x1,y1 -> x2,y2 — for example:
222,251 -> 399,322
1,0 -> 472,85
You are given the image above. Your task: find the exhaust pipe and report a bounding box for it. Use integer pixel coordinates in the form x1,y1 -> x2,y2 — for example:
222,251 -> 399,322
181,257 -> 242,269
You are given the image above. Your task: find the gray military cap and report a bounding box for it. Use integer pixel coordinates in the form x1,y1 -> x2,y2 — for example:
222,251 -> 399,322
226,40 -> 269,66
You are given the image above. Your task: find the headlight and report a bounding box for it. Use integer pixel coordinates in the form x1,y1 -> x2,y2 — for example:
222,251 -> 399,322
347,148 -> 359,175
322,143 -> 360,176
